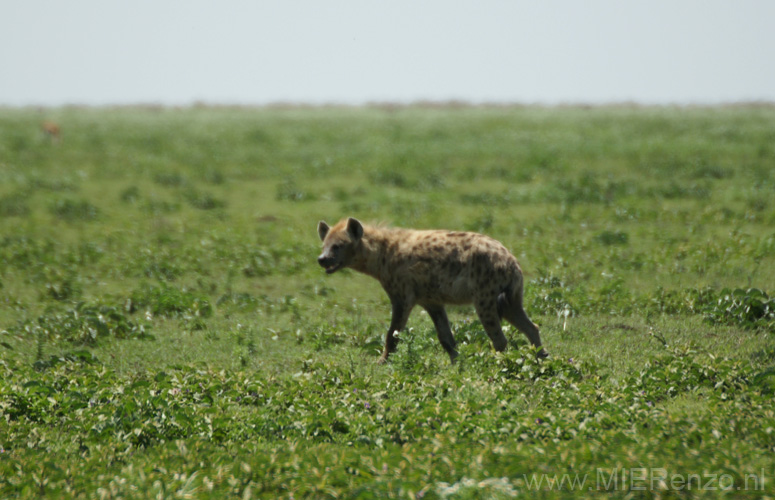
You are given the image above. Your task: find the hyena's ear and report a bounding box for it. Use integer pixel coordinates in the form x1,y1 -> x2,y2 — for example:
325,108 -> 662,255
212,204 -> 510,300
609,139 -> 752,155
317,221 -> 330,241
346,217 -> 363,241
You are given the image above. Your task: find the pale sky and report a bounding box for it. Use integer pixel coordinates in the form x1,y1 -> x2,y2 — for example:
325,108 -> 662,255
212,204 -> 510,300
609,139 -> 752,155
2,0 -> 774,106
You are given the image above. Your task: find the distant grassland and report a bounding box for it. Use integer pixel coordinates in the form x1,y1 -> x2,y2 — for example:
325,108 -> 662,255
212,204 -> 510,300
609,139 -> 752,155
1,105 -> 774,498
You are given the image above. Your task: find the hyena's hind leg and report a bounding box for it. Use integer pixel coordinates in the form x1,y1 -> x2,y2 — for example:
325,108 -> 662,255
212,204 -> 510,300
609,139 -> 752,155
497,287 -> 548,358
474,298 -> 508,352
422,304 -> 458,363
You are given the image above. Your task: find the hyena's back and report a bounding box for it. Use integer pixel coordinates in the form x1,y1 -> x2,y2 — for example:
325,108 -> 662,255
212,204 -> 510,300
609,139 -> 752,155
375,229 -> 523,306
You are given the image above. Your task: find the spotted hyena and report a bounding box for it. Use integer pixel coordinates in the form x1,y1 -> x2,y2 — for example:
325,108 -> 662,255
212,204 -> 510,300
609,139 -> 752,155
317,217 -> 546,364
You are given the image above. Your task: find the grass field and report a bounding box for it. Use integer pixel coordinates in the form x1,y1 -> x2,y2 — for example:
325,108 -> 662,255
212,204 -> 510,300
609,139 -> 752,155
1,105 -> 774,498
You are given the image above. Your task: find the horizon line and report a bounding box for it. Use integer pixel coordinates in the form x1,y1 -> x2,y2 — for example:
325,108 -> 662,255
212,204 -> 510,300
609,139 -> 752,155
3,99 -> 775,111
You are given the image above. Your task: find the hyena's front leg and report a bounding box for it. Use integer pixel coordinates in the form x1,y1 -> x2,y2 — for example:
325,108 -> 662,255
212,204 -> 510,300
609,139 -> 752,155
378,298 -> 414,364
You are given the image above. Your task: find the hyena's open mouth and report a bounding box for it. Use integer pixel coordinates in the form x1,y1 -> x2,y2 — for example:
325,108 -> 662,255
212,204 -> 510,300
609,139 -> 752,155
324,263 -> 342,274
318,257 -> 343,274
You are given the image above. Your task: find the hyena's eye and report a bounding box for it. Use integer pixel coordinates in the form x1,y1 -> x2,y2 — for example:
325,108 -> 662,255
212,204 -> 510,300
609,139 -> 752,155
331,244 -> 342,252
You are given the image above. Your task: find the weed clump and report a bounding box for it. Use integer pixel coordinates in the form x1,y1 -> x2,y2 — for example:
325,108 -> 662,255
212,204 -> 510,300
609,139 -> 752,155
491,345 -> 588,383
527,276 -> 578,318
17,302 -> 151,346
128,284 -> 213,318
0,193 -> 30,217
629,342 -> 748,401
49,199 -> 99,222
44,275 -> 81,301
184,189 -> 225,210
276,179 -> 316,202
643,287 -> 774,332
119,186 -> 141,203
705,288 -> 775,332
595,230 -> 629,246
153,171 -> 187,187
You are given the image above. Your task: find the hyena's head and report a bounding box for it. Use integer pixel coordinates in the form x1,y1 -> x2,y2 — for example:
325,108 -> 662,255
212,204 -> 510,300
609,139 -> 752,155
317,217 -> 364,274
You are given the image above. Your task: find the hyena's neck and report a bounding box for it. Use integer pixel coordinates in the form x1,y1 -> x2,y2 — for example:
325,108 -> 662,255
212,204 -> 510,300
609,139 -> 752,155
350,226 -> 392,279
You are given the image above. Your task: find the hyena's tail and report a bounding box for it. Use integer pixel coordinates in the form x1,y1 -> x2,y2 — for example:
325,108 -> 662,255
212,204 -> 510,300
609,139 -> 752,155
496,277 -> 523,318
496,290 -> 509,318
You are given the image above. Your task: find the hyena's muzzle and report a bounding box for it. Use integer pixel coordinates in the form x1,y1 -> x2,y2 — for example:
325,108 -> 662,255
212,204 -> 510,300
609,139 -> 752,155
317,250 -> 343,274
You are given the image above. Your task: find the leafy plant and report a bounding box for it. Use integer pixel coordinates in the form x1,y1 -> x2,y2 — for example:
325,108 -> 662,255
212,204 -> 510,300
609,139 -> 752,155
276,179 -> 316,202
184,189 -> 225,210
628,342 -> 749,400
705,287 -> 775,332
0,193 -> 30,217
491,345 -> 587,383
128,284 -> 213,318
17,302 -> 151,345
119,185 -> 141,203
48,199 -> 99,222
595,230 -> 629,246
526,275 -> 578,318
44,274 -> 81,301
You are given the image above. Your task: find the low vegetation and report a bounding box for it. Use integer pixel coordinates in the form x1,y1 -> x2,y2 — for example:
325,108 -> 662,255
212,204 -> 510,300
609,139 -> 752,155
1,105 -> 774,498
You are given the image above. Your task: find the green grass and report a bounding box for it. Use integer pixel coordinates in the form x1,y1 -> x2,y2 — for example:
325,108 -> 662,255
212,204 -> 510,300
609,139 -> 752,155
1,105 -> 774,498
